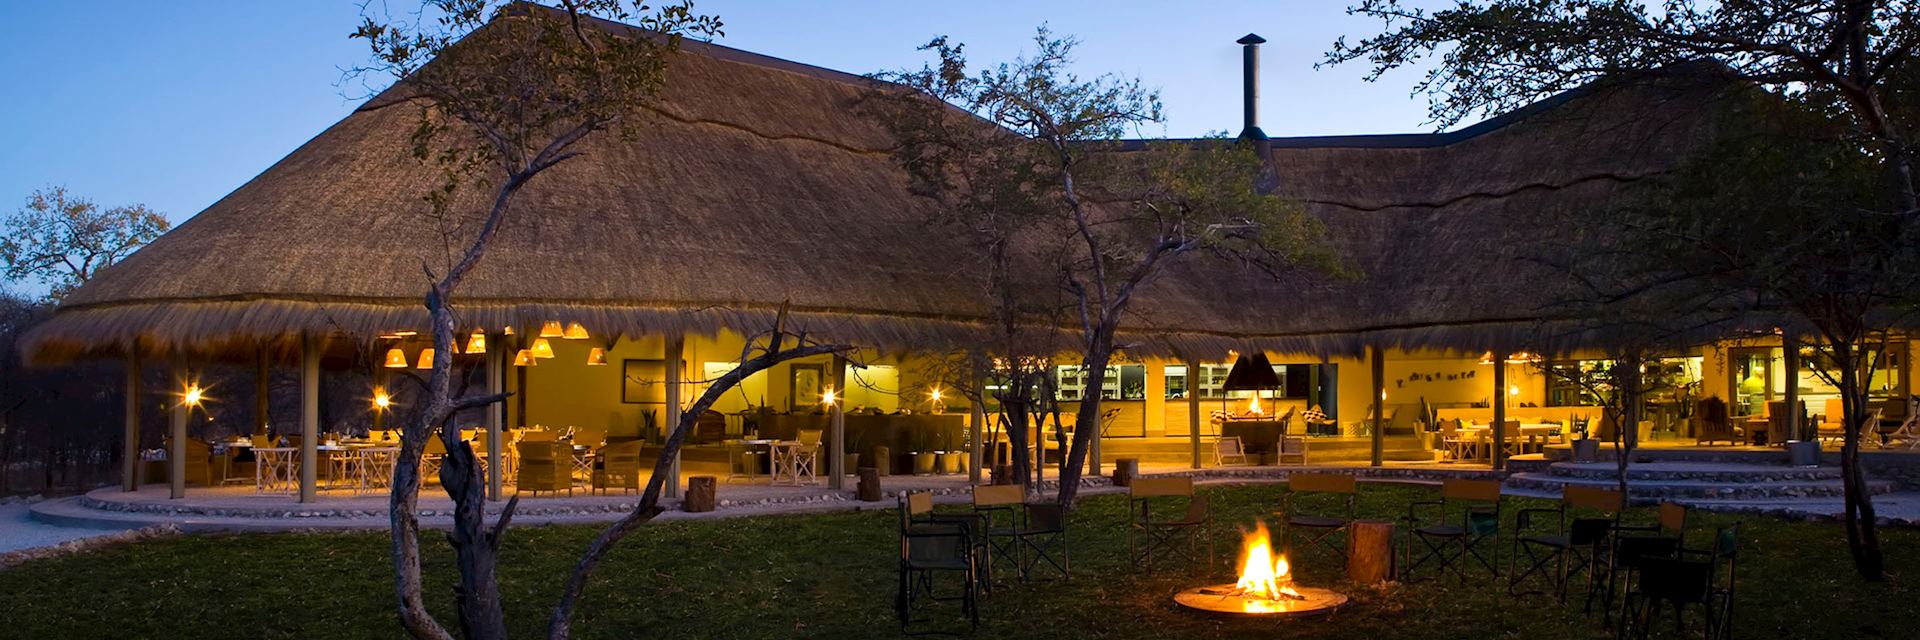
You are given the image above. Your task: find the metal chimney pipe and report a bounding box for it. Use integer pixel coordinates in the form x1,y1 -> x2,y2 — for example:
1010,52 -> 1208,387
1237,33 -> 1268,140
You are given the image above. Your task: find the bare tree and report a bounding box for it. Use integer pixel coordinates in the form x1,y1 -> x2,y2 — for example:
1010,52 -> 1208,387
349,2 -> 719,637
0,186 -> 169,301
870,30 -> 1343,506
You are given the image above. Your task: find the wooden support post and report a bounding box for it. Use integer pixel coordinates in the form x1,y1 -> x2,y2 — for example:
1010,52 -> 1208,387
1492,349 -> 1508,471
1113,458 -> 1139,487
1783,333 -> 1802,442
683,476 -> 717,512
1370,345 -> 1385,467
1187,355 -> 1204,469
664,334 -> 684,499
299,335 -> 320,503
1347,519 -> 1395,584
968,369 -> 985,485
829,354 -> 848,490
857,467 -> 883,501
123,351 -> 141,491
255,347 -> 270,436
370,346 -> 385,435
169,366 -> 186,499
486,332 -> 504,500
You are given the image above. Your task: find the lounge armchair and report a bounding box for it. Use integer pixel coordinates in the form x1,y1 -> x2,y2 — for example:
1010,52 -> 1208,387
1692,398 -> 1735,446
591,440 -> 644,495
517,440 -> 575,496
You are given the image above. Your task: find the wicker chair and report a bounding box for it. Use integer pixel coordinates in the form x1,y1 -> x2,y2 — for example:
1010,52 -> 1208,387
592,440 -> 644,495
516,440 -> 575,496
1692,398 -> 1735,446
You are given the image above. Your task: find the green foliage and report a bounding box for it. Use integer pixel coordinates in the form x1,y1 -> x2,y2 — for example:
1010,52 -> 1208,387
0,186 -> 169,300
3,485 -> 1917,638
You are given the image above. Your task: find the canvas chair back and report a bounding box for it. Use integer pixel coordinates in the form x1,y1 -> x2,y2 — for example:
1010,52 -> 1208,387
251,434 -> 273,450
424,436 -> 446,456
1129,476 -> 1193,498
1565,485 -> 1624,513
1279,436 -> 1306,456
1217,437 -> 1245,456
1440,419 -> 1460,438
973,484 -> 1023,507
799,429 -> 823,447
1658,502 -> 1687,533
906,491 -> 934,515
521,430 -> 558,443
1441,478 -> 1501,503
1289,472 -> 1356,494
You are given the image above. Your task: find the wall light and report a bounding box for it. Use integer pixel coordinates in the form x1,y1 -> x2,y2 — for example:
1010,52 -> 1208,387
383,347 -> 408,368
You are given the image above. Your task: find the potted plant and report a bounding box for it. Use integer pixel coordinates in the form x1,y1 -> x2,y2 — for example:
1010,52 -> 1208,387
1786,406 -> 1821,467
910,426 -> 937,475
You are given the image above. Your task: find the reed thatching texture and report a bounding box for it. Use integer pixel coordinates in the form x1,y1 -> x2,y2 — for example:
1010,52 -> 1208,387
23,25 -> 1725,364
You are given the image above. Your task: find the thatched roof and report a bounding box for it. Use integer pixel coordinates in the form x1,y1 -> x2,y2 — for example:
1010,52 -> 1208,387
22,11 -> 1727,364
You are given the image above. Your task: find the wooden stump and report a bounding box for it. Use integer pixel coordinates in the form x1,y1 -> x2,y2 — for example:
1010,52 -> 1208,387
856,467 -> 883,502
684,475 -> 717,513
1112,458 -> 1139,487
1347,519 -> 1394,584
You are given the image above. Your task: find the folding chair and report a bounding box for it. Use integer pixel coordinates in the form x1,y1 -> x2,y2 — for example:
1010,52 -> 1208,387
896,493 -> 978,634
1601,502 -> 1688,627
1620,523 -> 1740,640
1508,484 -> 1622,604
1017,502 -> 1069,581
1213,436 -> 1250,466
1277,435 -> 1307,465
1128,477 -> 1211,572
1402,478 -> 1503,583
971,484 -> 1025,587
1278,473 -> 1356,562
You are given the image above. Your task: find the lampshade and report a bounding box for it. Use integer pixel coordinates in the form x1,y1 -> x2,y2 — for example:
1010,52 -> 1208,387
383,347 -> 408,368
464,330 -> 487,354
1221,352 -> 1282,391
539,321 -> 564,338
563,322 -> 590,340
416,348 -> 435,369
513,349 -> 538,366
585,347 -> 608,366
530,338 -> 555,359
502,325 -> 515,336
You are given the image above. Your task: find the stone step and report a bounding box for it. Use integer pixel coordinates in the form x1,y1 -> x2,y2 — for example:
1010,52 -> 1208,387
1504,472 -> 1897,501
1544,461 -> 1842,483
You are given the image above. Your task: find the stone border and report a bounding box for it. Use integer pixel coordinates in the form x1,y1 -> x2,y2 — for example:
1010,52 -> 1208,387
0,523 -> 181,570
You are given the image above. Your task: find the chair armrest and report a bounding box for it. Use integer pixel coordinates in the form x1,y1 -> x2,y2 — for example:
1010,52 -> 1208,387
1515,506 -> 1563,532
1404,499 -> 1443,524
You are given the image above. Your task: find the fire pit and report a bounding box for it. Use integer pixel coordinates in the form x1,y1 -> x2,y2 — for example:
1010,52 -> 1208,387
1173,522 -> 1348,617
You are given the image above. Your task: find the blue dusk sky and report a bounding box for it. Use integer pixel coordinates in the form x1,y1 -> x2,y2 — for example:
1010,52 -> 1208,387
0,1 -> 1457,229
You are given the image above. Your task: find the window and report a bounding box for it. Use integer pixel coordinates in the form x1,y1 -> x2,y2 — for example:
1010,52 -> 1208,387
1169,363 -> 1317,400
1055,364 -> 1146,401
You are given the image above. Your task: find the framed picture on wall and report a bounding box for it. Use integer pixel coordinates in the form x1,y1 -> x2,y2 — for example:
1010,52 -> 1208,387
790,363 -> 824,412
622,359 -> 669,404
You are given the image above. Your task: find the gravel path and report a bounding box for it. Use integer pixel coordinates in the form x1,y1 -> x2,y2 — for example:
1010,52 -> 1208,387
0,499 -> 135,554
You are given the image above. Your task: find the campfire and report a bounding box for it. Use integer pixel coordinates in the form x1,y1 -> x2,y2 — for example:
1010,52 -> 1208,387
1173,522 -> 1347,617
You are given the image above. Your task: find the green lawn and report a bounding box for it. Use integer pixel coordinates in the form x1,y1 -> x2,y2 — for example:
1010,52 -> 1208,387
0,484 -> 1912,639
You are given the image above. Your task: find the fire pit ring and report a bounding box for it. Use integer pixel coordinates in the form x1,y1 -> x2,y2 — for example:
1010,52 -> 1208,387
1173,584 -> 1348,617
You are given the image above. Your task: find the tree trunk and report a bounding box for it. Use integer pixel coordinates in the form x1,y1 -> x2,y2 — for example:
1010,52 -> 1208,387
1615,359 -> 1642,499
1836,348 -> 1885,581
1057,333 -> 1115,507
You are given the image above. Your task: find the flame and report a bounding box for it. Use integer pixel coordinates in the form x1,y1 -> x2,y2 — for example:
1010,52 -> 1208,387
1234,522 -> 1303,609
1247,395 -> 1264,415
